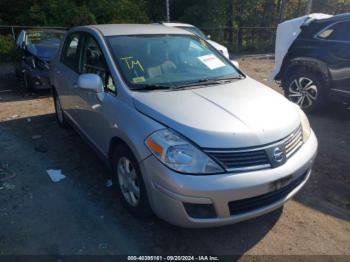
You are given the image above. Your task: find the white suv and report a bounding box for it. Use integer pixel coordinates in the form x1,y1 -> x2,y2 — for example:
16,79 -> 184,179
158,22 -> 230,59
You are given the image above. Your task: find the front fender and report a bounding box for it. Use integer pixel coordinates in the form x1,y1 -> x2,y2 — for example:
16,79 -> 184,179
283,57 -> 331,87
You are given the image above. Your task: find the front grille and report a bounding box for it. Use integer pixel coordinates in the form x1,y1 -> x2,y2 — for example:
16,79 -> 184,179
228,171 -> 307,215
207,150 -> 270,172
204,125 -> 303,172
284,125 -> 303,158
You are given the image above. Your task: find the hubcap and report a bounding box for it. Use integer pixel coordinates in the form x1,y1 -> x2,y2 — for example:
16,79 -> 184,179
117,157 -> 140,207
55,96 -> 64,123
288,77 -> 318,108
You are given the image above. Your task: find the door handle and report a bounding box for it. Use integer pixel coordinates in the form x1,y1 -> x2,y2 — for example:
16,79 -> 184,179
73,82 -> 79,88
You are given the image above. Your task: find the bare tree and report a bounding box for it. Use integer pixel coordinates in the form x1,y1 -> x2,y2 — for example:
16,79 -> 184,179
279,0 -> 287,23
296,0 -> 302,17
226,0 -> 233,48
306,0 -> 313,14
237,0 -> 243,51
166,0 -> 170,21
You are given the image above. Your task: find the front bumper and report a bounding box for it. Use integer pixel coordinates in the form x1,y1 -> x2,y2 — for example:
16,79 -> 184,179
24,67 -> 51,90
140,130 -> 318,228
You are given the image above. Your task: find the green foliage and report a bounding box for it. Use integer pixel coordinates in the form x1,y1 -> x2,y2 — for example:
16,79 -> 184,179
1,0 -> 348,27
0,0 -> 149,27
70,4 -> 97,26
0,0 -> 349,55
0,35 -> 15,62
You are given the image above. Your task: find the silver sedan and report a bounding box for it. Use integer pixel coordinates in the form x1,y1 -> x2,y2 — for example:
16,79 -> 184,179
50,24 -> 318,227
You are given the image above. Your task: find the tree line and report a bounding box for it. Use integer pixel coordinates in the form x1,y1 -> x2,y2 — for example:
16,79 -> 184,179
1,0 -> 349,27
0,0 -> 349,57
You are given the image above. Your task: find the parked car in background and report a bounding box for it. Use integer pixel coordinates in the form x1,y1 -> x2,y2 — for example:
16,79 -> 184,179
157,22 -> 230,59
15,29 -> 66,91
50,24 -> 317,227
273,13 -> 350,112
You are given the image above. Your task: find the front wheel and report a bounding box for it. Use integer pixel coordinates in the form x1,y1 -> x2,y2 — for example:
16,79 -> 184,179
22,73 -> 32,91
283,70 -> 326,112
112,145 -> 153,218
53,89 -> 69,128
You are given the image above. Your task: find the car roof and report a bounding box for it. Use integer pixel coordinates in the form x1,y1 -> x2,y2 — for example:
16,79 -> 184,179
322,12 -> 350,22
80,24 -> 193,36
158,22 -> 195,28
308,12 -> 350,27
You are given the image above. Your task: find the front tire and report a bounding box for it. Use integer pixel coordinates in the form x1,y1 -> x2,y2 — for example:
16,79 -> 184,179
53,89 -> 69,128
111,144 -> 153,218
283,70 -> 326,112
22,73 -> 32,91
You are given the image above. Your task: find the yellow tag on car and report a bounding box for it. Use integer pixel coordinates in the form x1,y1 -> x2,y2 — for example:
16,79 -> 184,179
133,76 -> 146,83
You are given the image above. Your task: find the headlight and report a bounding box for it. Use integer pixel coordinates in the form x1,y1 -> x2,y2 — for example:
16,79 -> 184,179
26,56 -> 36,69
298,108 -> 311,142
145,129 -> 224,174
37,59 -> 50,71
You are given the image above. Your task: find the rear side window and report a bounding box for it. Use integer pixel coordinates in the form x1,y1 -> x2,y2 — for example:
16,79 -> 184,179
317,21 -> 350,42
61,33 -> 81,71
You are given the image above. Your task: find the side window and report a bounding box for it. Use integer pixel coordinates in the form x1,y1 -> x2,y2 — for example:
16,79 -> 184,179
61,33 -> 81,72
81,35 -> 116,92
317,21 -> 350,42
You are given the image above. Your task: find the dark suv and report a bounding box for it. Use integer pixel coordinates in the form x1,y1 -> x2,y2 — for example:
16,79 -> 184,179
275,13 -> 350,111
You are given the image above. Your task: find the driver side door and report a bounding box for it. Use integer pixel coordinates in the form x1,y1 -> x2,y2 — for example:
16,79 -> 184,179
75,33 -> 117,154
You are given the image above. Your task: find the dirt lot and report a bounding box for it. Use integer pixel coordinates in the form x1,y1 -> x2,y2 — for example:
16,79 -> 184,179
0,57 -> 349,257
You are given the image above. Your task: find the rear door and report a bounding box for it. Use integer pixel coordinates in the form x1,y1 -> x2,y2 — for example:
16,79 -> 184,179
54,32 -> 84,122
316,20 -> 350,95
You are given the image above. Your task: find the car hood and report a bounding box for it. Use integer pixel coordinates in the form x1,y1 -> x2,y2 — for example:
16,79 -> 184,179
270,13 -> 332,81
133,77 -> 300,148
26,44 -> 59,61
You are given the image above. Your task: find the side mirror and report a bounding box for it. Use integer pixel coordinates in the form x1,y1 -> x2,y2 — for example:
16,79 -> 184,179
78,74 -> 104,93
230,60 -> 239,68
207,35 -> 211,39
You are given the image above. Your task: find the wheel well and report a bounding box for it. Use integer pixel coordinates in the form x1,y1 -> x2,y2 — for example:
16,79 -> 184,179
108,137 -> 130,163
282,60 -> 330,90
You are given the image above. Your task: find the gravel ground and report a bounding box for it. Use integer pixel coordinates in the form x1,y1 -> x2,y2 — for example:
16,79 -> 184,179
0,57 -> 349,257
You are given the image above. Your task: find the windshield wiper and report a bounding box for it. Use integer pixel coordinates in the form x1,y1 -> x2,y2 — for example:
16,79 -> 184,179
176,78 -> 223,88
131,84 -> 174,91
213,74 -> 245,81
176,75 -> 245,89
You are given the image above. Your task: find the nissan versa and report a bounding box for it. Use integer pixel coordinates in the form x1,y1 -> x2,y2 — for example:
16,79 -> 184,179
50,24 -> 318,227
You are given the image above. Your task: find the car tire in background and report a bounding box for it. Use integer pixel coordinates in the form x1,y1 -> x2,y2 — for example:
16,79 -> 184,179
53,88 -> 70,128
111,144 -> 153,219
22,73 -> 32,91
282,69 -> 327,112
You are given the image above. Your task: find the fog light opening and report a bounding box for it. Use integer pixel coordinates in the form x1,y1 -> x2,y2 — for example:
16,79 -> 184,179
183,203 -> 216,219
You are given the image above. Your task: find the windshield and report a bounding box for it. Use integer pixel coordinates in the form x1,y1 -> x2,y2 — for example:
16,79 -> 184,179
107,34 -> 240,90
176,26 -> 207,39
26,31 -> 64,47
25,31 -> 65,57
